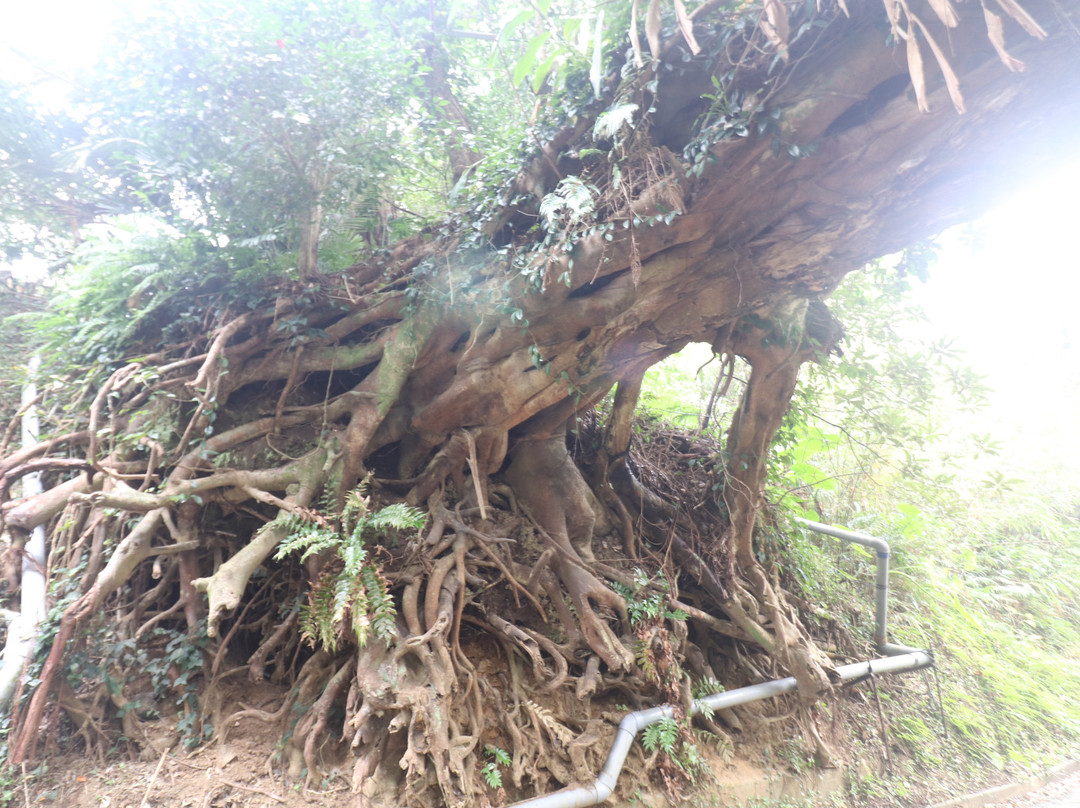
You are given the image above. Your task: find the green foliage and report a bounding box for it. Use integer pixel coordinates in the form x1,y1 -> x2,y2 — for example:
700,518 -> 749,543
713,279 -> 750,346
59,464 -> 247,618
771,258 -> 991,520
639,247 -> 1080,785
497,1 -> 629,100
63,615 -> 214,751
641,716 -> 707,779
2,0 -> 651,278
684,79 -> 759,178
78,0 -> 416,263
0,81 -> 95,260
638,343 -> 726,430
23,230 -> 277,367
539,175 -> 598,233
642,716 -> 680,755
481,744 -> 512,789
611,567 -> 686,627
768,255 -> 1080,778
274,493 -> 425,651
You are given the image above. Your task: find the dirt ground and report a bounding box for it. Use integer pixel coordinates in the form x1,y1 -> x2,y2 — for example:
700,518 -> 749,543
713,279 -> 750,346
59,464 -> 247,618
5,649 -> 982,808
15,675 -> 361,808
10,692 -> 796,808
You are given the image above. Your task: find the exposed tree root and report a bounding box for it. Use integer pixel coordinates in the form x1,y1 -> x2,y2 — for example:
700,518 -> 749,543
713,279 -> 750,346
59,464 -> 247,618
0,295 -> 853,805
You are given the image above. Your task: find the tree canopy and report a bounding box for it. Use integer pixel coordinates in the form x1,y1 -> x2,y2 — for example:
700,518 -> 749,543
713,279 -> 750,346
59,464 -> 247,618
2,0 -> 1080,805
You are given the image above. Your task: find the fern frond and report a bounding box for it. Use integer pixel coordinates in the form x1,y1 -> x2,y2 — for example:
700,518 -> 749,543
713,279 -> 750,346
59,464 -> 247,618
340,533 -> 369,577
364,502 -> 426,532
283,501 -> 417,651
362,565 -> 397,643
526,700 -> 575,745
301,580 -> 338,652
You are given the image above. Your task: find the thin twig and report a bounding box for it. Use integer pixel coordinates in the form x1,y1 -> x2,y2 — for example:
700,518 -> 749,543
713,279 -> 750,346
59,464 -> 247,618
867,665 -> 892,773
139,747 -> 169,808
219,777 -> 287,803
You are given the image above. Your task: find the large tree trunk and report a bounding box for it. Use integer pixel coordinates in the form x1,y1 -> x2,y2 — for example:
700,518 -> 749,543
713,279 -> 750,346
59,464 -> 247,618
4,1 -> 1080,804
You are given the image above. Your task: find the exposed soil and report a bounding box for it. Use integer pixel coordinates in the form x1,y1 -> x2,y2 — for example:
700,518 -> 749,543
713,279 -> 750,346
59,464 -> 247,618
18,678 -> 353,808
14,713 -> 815,808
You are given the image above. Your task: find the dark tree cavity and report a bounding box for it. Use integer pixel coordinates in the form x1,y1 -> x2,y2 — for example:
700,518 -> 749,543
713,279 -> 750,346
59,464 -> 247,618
3,1 -> 1080,805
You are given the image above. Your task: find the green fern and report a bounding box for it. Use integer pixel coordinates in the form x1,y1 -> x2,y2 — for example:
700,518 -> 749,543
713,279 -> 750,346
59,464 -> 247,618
481,745 -> 511,789
612,568 -> 687,627
641,717 -> 679,754
276,494 -> 425,650
641,717 -> 707,779
300,574 -> 339,650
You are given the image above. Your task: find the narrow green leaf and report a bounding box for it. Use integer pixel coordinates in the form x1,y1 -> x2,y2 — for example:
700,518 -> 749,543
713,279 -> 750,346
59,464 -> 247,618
514,32 -> 552,87
498,9 -> 535,45
533,50 -> 561,93
589,11 -> 604,99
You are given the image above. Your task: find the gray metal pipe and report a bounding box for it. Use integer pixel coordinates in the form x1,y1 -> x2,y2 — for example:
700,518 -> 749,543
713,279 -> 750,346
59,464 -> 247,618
508,651 -> 932,808
794,517 -> 922,656
507,518 -> 933,808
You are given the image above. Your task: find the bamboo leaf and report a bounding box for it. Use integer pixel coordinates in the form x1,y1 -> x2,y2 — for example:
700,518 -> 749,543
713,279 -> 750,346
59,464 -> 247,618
761,0 -> 791,60
673,0 -> 701,55
645,0 -> 662,60
514,32 -> 552,87
498,9 -> 535,45
629,0 -> 644,67
590,10 -> 605,99
913,16 -> 966,113
982,1 -> 1026,71
926,0 -> 960,28
906,22 -> 931,113
533,50 -> 561,93
993,0 -> 1048,38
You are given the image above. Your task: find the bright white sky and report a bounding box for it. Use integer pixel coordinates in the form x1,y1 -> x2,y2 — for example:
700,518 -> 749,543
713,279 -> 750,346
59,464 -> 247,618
4,0 -> 1079,483
1,1 -> 124,108
914,164 -> 1080,489
918,165 -> 1080,393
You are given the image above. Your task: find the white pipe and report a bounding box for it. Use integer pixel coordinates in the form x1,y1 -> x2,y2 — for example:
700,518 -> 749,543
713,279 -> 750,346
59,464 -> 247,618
508,517 -> 934,808
0,355 -> 49,709
509,652 -> 932,808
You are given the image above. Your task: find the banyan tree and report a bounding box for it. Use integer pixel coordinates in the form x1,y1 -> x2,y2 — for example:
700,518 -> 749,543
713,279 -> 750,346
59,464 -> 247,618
1,0 -> 1078,804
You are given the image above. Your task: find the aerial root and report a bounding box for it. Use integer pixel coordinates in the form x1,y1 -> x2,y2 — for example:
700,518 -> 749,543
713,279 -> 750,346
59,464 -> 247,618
248,608 -> 299,682
300,658 -> 356,786
556,560 -> 634,672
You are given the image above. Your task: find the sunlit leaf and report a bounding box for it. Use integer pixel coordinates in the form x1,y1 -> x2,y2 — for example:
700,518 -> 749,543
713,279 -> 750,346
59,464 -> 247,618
673,0 -> 701,55
645,0 -> 662,60
514,32 -> 552,87
589,11 -> 605,99
533,50 -> 562,93
982,2 -> 1026,71
594,103 -> 639,140
497,9 -> 534,45
906,22 -> 930,113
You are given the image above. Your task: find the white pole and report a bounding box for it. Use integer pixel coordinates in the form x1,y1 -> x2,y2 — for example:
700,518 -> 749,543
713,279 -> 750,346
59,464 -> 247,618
0,355 -> 49,708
